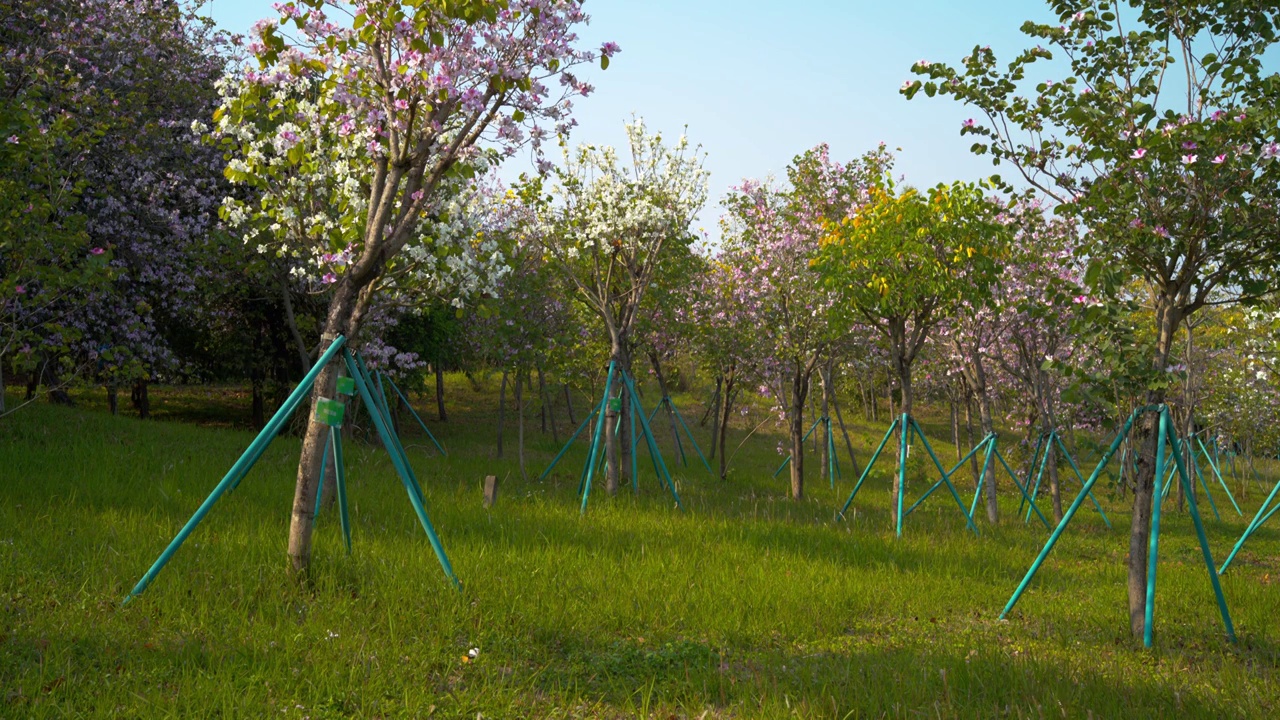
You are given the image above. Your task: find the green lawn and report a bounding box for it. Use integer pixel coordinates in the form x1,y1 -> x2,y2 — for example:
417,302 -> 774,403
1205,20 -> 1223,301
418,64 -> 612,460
1,379 -> 1277,718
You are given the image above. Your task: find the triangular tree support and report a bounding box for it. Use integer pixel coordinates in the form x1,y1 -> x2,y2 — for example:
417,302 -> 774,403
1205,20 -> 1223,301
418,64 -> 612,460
538,361 -> 684,514
1218,474 -> 1280,575
1018,429 -> 1112,529
834,413 -> 1033,536
124,336 -> 460,604
999,405 -> 1235,648
772,415 -> 844,489
648,395 -> 713,474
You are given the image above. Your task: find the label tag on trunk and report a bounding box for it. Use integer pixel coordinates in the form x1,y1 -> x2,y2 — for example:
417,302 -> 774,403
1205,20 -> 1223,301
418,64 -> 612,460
315,397 -> 346,427
607,397 -> 622,412
336,376 -> 356,396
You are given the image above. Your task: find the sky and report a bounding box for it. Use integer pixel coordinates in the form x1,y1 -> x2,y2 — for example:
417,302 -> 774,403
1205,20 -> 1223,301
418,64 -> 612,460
198,1 -> 1213,235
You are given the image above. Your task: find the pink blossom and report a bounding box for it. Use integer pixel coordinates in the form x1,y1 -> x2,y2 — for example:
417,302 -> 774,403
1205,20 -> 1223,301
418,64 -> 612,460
1212,154 -> 1227,164
321,272 -> 337,284
6,135 -> 17,144
1182,141 -> 1197,150
90,247 -> 105,255
1261,143 -> 1280,160
15,285 -> 25,294
962,118 -> 976,128
1130,148 -> 1146,159
1181,154 -> 1197,165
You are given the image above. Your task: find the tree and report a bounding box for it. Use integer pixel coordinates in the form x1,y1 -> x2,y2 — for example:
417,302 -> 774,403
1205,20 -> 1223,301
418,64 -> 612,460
215,0 -> 609,573
721,145 -> 887,500
529,119 -> 708,495
906,0 -> 1280,638
816,176 -> 1005,521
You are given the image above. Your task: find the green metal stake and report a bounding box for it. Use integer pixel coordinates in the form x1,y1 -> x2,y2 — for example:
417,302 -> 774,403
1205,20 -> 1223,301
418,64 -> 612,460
125,335 -> 348,604
1165,420 -> 1236,642
630,389 -> 638,494
1017,434 -> 1045,516
906,433 -> 992,518
896,413 -> 908,538
994,447 -> 1053,530
1184,438 -> 1222,521
908,417 -> 978,534
313,430 -> 333,519
1196,437 -> 1241,516
1142,408 -> 1170,648
385,376 -> 447,457
836,418 -> 899,520
1000,409 -> 1139,621
332,426 -> 351,554
1025,433 -> 1054,523
1052,433 -> 1111,529
827,418 -> 836,489
970,435 -> 995,520
623,372 -> 683,510
539,401 -> 601,481
665,398 -> 689,467
344,350 -> 460,590
579,362 -> 616,515
1219,478 -> 1280,574
671,401 -> 714,475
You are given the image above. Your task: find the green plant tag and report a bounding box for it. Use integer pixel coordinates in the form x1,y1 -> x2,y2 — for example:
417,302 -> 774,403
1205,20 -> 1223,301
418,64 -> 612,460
336,376 -> 355,396
315,397 -> 345,427
607,397 -> 622,412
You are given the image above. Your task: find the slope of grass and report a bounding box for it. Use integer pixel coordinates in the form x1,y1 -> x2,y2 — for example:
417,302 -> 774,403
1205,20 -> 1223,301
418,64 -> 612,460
1,379 -> 1277,718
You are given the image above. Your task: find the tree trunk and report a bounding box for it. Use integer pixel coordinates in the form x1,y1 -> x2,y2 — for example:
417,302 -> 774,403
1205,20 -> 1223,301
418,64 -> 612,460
708,375 -> 722,458
789,365 -> 807,500
539,367 -> 558,443
832,392 -> 862,477
435,365 -> 447,422
604,383 -> 621,496
107,384 -> 118,416
251,374 -> 265,429
819,360 -> 832,484
976,391 -> 997,524
281,282 -> 312,375
563,383 -> 576,425
890,334 -> 913,520
649,351 -> 682,466
1124,294 -> 1181,640
718,367 -> 736,480
496,369 -> 507,458
516,369 -> 528,481
287,282 -> 371,575
131,380 -> 150,419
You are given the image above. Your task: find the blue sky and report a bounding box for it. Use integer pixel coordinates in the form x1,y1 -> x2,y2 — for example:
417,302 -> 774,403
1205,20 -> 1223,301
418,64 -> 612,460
198,1 -> 1189,232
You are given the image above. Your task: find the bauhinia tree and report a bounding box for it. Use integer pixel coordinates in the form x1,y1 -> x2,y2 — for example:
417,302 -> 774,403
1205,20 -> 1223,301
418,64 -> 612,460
527,119 -> 708,495
214,0 -> 610,573
906,0 -> 1280,639
721,145 -> 887,500
815,176 -> 1005,522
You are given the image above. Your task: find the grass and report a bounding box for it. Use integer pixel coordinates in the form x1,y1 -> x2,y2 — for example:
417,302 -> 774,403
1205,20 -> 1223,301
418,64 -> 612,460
1,376 -> 1278,718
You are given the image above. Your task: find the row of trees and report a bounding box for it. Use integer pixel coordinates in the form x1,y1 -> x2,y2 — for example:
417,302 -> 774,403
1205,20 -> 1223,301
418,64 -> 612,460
5,0 -> 1280,643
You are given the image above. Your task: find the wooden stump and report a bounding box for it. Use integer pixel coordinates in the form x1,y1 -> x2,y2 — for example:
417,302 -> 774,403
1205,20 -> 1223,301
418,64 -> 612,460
483,475 -> 498,508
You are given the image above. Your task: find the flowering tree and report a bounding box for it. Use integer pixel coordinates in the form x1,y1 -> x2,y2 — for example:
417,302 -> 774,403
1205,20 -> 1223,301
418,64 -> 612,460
683,251 -> 760,479
1,0 -> 227,412
721,145 -> 888,499
816,177 -> 1005,519
907,0 -> 1280,638
939,203 -> 1087,522
529,119 -> 708,495
215,0 -> 609,573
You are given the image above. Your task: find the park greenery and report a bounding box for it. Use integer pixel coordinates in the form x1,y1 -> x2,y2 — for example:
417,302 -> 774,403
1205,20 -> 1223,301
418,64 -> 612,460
3,0 -> 1280,717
